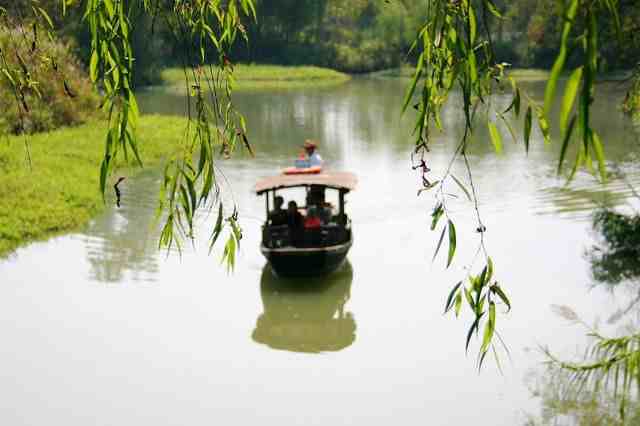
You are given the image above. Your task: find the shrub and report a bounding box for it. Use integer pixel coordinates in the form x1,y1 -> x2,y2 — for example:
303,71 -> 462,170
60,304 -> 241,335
0,25 -> 100,135
622,76 -> 640,118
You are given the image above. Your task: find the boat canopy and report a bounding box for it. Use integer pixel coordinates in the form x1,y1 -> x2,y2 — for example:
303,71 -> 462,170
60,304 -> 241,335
255,172 -> 358,195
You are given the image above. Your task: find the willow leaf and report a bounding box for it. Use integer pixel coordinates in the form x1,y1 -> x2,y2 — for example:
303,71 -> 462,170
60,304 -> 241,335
558,115 -> 576,175
454,292 -> 463,317
402,56 -> 423,112
447,220 -> 456,268
560,67 -> 583,134
209,203 -> 224,254
89,50 -> 99,82
483,0 -> 503,18
490,283 -> 511,312
431,203 -> 443,230
591,131 -> 606,183
480,302 -> 496,356
543,0 -> 578,117
433,225 -> 447,263
466,313 -> 484,353
488,121 -> 503,154
544,50 -> 567,118
444,281 -> 463,313
524,106 -> 532,153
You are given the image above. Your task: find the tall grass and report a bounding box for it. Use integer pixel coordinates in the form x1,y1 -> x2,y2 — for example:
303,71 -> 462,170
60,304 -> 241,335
0,115 -> 189,257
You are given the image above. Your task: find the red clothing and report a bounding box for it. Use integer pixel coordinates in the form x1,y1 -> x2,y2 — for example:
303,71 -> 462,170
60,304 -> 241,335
304,216 -> 321,229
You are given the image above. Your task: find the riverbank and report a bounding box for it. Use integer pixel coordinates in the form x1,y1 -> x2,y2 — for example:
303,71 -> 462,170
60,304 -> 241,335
366,67 -> 551,81
0,115 -> 189,257
160,64 -> 350,91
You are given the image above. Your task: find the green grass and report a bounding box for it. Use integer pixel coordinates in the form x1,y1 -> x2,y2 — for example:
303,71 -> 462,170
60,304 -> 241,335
160,64 -> 351,91
506,68 -> 551,82
0,115 -> 189,257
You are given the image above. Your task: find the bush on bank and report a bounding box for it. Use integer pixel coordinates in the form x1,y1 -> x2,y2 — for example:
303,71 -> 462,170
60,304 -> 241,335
0,25 -> 100,135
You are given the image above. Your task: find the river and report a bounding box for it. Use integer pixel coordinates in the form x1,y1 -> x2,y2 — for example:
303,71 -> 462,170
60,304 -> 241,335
1,77 -> 639,425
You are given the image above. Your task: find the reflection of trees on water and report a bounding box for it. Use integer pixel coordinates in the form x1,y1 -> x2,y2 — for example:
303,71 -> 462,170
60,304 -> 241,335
526,209 -> 640,425
83,171 -> 161,283
525,361 -> 640,426
586,209 -> 640,324
588,210 -> 640,287
252,261 -> 356,353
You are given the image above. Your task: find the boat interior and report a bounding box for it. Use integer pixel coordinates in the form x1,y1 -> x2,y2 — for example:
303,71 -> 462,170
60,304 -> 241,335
261,184 -> 352,249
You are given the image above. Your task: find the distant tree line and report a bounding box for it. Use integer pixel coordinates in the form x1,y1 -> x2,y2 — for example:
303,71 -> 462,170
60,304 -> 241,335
5,0 -> 638,79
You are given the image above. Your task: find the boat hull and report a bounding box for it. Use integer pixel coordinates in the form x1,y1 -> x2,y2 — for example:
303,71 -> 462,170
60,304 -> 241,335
261,240 -> 352,277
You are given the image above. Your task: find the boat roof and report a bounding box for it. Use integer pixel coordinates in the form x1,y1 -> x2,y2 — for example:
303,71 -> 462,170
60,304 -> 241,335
255,171 -> 358,194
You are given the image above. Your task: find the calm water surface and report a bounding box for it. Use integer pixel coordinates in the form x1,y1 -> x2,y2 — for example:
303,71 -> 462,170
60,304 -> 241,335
1,78 -> 639,425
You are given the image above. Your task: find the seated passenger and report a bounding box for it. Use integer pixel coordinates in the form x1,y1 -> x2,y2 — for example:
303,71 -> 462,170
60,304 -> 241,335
306,187 -> 332,224
318,203 -> 333,223
304,140 -> 323,167
304,207 -> 322,229
287,200 -> 303,230
268,196 -> 287,226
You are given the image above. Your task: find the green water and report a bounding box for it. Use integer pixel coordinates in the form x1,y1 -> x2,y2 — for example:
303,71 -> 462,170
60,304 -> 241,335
1,78 -> 639,425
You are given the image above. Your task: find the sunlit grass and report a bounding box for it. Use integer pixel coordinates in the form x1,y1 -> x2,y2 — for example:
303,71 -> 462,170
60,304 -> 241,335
0,115 -> 189,257
506,68 -> 551,82
160,64 -> 351,90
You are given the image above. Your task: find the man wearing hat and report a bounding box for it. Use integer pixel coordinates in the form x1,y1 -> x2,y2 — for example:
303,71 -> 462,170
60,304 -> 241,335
304,139 -> 323,167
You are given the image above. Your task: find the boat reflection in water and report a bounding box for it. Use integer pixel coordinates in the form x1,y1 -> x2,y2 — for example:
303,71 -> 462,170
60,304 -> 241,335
252,262 -> 356,353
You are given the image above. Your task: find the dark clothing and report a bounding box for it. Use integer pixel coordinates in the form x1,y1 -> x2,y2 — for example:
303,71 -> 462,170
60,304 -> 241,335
268,209 -> 287,226
287,211 -> 303,229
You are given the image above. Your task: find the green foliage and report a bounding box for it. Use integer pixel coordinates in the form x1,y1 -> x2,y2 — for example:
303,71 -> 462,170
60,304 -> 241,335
0,115 -> 190,257
406,0 -> 634,370
1,0 -> 257,270
0,22 -> 99,134
406,0 -> 516,366
231,0 -> 427,73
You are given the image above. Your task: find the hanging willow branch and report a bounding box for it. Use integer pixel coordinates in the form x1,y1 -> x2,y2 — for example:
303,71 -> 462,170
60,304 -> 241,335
405,0 -> 623,368
83,0 -> 255,266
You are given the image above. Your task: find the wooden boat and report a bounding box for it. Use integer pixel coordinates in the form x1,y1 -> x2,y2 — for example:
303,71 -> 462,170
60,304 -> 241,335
255,171 -> 357,277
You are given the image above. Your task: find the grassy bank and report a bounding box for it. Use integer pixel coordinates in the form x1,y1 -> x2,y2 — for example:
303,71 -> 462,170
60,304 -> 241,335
161,64 -> 350,90
0,115 -> 189,257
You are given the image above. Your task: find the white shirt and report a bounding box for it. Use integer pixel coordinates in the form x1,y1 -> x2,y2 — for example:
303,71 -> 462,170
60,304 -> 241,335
309,152 -> 323,167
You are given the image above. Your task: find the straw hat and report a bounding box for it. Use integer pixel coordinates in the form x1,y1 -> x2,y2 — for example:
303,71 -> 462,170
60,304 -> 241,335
303,139 -> 318,149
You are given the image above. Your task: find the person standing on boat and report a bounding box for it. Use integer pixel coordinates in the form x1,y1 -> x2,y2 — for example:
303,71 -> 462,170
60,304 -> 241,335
304,139 -> 323,167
